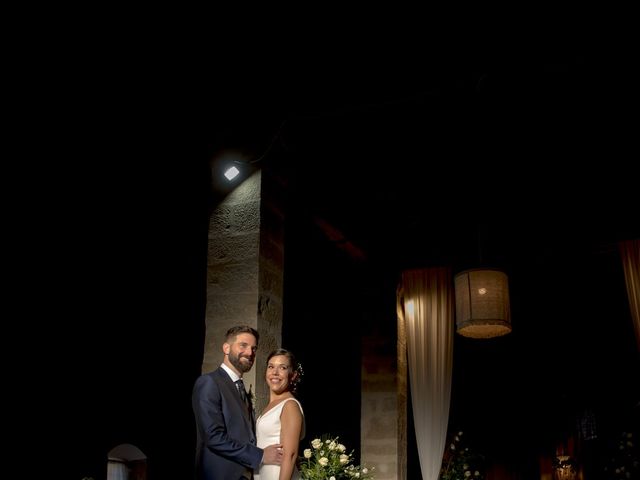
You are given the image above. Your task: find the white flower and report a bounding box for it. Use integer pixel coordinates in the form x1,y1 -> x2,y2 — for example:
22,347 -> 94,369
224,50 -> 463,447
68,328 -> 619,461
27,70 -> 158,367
299,434 -> 375,480
439,429 -> 484,480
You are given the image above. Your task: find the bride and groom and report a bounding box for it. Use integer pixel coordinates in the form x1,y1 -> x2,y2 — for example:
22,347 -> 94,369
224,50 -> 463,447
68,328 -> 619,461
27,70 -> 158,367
192,325 -> 305,480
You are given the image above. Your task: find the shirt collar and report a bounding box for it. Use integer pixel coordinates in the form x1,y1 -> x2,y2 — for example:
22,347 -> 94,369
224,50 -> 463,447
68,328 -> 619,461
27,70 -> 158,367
221,363 -> 241,382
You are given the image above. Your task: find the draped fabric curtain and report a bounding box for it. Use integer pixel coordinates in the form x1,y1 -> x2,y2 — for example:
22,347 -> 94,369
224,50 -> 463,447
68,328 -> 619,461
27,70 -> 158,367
398,267 -> 454,480
619,239 -> 640,350
107,459 -> 128,480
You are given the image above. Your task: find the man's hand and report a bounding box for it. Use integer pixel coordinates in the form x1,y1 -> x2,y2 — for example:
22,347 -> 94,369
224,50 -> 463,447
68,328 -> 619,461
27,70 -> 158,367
262,443 -> 284,465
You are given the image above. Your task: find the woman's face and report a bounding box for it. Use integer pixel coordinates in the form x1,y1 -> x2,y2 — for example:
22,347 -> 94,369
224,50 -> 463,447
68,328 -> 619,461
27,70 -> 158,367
265,354 -> 295,394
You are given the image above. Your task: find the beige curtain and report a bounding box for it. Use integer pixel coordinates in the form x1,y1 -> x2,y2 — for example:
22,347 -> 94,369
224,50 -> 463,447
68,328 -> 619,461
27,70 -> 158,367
398,267 -> 454,480
619,239 -> 640,350
107,459 -> 128,480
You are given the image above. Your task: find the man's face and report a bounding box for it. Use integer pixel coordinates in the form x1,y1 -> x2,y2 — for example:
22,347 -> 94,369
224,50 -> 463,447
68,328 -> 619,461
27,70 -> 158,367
226,332 -> 258,374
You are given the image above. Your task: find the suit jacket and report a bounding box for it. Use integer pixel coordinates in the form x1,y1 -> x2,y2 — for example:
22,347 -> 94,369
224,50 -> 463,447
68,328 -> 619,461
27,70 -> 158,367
192,367 -> 261,479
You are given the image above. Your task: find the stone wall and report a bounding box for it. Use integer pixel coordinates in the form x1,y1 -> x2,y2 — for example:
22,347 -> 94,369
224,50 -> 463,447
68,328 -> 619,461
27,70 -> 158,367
204,168 -> 285,410
361,333 -> 402,480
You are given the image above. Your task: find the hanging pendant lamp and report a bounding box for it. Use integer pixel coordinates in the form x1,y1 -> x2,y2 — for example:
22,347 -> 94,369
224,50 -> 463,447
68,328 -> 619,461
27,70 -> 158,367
454,268 -> 511,338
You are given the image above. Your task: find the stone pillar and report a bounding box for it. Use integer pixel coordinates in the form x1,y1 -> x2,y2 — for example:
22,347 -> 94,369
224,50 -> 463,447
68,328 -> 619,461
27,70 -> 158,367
204,168 -> 284,410
361,332 -> 402,480
397,307 -> 408,480
255,166 -> 285,409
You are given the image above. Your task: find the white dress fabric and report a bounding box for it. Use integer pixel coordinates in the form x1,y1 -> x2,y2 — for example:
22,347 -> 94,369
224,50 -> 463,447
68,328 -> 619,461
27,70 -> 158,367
254,397 -> 305,480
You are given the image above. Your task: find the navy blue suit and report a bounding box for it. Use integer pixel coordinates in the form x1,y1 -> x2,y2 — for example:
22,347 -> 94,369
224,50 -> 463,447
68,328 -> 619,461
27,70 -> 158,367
192,368 -> 262,479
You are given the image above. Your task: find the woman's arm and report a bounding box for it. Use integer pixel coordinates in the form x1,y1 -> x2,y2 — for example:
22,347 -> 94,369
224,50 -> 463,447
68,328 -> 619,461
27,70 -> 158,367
278,399 -> 303,480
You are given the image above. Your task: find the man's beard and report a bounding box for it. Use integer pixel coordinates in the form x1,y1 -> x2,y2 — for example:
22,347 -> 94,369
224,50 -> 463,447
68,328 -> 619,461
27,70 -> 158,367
229,351 -> 254,374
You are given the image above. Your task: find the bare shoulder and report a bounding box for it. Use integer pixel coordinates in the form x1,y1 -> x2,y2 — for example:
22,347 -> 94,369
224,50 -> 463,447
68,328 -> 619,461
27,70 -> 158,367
282,397 -> 303,416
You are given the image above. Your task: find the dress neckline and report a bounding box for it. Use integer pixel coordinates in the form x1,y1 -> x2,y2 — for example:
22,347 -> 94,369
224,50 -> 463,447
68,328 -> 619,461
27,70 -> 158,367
259,396 -> 297,418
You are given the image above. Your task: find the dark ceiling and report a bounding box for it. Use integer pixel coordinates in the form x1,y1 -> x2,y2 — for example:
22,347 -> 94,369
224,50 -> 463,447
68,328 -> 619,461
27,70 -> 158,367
203,35 -> 638,272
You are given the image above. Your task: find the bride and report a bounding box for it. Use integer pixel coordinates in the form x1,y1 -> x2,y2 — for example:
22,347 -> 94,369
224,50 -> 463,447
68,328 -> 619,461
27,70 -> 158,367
254,348 -> 305,480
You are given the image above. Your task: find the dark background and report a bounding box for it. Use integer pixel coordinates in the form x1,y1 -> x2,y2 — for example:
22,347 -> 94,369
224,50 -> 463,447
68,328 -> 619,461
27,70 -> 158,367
49,22 -> 639,479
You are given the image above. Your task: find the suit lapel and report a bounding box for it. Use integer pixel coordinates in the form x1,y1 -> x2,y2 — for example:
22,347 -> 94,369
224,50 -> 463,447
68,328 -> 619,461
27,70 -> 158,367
217,369 -> 254,429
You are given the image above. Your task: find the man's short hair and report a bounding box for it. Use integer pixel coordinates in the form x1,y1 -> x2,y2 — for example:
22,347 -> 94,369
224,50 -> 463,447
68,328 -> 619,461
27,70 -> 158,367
225,325 -> 259,344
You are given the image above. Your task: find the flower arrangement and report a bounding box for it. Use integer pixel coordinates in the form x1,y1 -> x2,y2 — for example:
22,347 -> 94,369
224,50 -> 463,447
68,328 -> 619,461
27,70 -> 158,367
298,434 -> 375,479
602,431 -> 639,479
439,430 -> 485,480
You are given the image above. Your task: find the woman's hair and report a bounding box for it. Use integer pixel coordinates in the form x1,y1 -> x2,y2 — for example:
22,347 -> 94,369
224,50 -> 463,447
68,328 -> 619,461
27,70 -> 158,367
267,348 -> 304,393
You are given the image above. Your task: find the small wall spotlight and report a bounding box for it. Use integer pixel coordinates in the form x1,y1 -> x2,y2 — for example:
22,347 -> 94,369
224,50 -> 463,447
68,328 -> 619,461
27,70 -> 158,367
224,166 -> 240,181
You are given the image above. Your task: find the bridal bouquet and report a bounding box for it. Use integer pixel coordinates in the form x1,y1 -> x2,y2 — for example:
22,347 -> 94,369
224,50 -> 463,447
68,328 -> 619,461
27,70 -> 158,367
298,434 -> 375,479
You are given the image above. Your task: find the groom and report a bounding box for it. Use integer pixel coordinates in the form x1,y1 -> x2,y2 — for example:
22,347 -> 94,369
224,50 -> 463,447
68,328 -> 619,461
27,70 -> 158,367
192,325 -> 283,479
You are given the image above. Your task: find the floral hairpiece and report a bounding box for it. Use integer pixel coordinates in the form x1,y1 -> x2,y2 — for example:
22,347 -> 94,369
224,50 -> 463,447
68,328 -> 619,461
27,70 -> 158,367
291,362 -> 304,392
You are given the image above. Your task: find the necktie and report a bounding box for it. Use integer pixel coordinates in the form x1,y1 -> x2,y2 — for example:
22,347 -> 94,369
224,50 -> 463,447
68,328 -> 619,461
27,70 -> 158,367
236,379 -> 249,406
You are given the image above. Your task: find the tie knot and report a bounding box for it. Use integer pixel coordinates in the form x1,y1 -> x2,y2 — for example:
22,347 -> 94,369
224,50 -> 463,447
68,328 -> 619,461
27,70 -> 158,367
236,379 -> 245,389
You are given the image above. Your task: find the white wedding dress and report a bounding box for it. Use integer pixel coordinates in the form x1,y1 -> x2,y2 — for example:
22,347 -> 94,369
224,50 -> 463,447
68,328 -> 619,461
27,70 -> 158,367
254,397 -> 305,480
